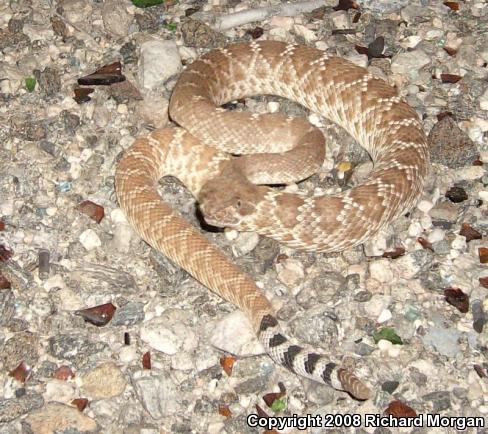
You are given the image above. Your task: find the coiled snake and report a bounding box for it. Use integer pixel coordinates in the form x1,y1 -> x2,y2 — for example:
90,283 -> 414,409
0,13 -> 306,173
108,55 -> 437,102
115,41 -> 429,399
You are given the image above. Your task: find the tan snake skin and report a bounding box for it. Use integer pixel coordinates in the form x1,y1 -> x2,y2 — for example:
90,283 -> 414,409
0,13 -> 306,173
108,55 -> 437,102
115,41 -> 429,400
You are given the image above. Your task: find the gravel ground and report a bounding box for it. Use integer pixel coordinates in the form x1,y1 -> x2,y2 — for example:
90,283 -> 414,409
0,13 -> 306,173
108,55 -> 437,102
1,0 -> 488,433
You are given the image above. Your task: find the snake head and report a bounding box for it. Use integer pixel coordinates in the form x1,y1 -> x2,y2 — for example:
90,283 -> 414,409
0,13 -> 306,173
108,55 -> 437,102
198,175 -> 263,229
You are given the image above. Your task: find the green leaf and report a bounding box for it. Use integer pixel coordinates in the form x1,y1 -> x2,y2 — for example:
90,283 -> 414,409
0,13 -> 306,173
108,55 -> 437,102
25,77 -> 36,92
131,0 -> 164,8
164,22 -> 177,32
270,397 -> 286,412
373,327 -> 403,345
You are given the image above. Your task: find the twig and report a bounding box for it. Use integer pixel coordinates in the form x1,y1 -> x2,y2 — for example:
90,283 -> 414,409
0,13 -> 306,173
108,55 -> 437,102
211,0 -> 325,31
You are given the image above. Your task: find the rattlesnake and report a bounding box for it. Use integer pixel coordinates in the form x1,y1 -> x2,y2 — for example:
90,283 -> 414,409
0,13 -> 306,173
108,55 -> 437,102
115,40 -> 429,400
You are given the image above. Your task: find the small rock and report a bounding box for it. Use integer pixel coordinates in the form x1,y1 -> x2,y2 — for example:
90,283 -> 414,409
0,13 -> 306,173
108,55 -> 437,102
296,272 -> 346,309
369,259 -> 393,283
101,0 -> 132,37
139,39 -> 182,90
0,393 -> 44,423
422,390 -> 451,412
377,309 -> 392,323
377,339 -> 401,357
112,302 -> 145,326
48,334 -> 108,362
429,116 -> 479,168
1,332 -> 39,371
131,371 -> 179,419
390,250 -> 432,279
445,186 -> 468,203
429,202 -> 459,228
233,232 -> 259,256
422,326 -> 461,357
381,380 -> 399,394
276,257 -> 304,288
24,402 -> 97,433
391,50 -> 431,78
363,294 -> 392,318
209,311 -> 263,356
44,379 -> 76,403
140,314 -> 198,355
81,362 -> 126,399
79,229 -> 101,250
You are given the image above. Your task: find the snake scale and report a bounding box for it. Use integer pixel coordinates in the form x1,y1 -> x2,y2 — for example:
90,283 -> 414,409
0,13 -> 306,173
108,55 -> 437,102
115,40 -> 429,399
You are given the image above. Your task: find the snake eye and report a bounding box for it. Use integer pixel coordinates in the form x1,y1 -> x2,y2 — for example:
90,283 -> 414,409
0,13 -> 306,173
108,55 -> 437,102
236,199 -> 242,208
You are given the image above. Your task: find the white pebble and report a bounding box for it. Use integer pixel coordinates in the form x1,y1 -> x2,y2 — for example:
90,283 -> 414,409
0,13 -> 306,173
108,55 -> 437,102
209,311 -> 263,356
224,228 -> 239,241
111,208 -> 128,224
377,339 -> 400,357
427,228 -> 445,243
267,101 -> 280,113
419,214 -> 432,230
417,199 -> 434,213
233,232 -> 259,256
276,258 -> 305,288
369,259 -> 393,283
408,221 -> 423,237
451,235 -> 466,250
377,309 -> 392,323
117,345 -> 139,364
79,229 -> 101,250
363,295 -> 392,318
478,191 -> 488,201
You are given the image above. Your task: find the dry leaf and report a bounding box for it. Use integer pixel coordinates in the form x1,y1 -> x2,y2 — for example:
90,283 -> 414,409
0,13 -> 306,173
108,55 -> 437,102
75,302 -> 116,326
384,400 -> 417,417
479,277 -> 488,289
440,73 -> 462,83
474,365 -> 487,378
220,355 -> 235,376
246,27 -> 264,39
9,361 -> 31,383
443,46 -> 458,56
417,237 -> 434,252
263,390 -> 286,408
443,1 -> 460,11
78,61 -> 125,86
72,398 -> 89,412
437,111 -> 453,121
0,273 -> 11,289
382,247 -> 405,259
142,351 -> 151,370
333,0 -> 359,11
443,287 -> 469,313
479,247 -> 488,264
460,223 -> 482,242
76,200 -> 105,223
54,365 -> 75,380
0,245 -> 13,262
73,87 -> 94,104
218,403 -> 232,417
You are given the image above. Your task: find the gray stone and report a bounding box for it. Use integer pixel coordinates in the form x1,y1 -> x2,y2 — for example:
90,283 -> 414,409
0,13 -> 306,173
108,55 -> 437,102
422,390 -> 451,412
422,326 -> 461,357
296,272 -> 347,309
112,302 -> 145,326
0,393 -> 44,423
429,202 -> 459,228
48,334 -> 108,364
381,380 -> 399,394
428,116 -> 479,168
0,289 -> 14,326
1,332 -> 39,371
131,372 -> 179,419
